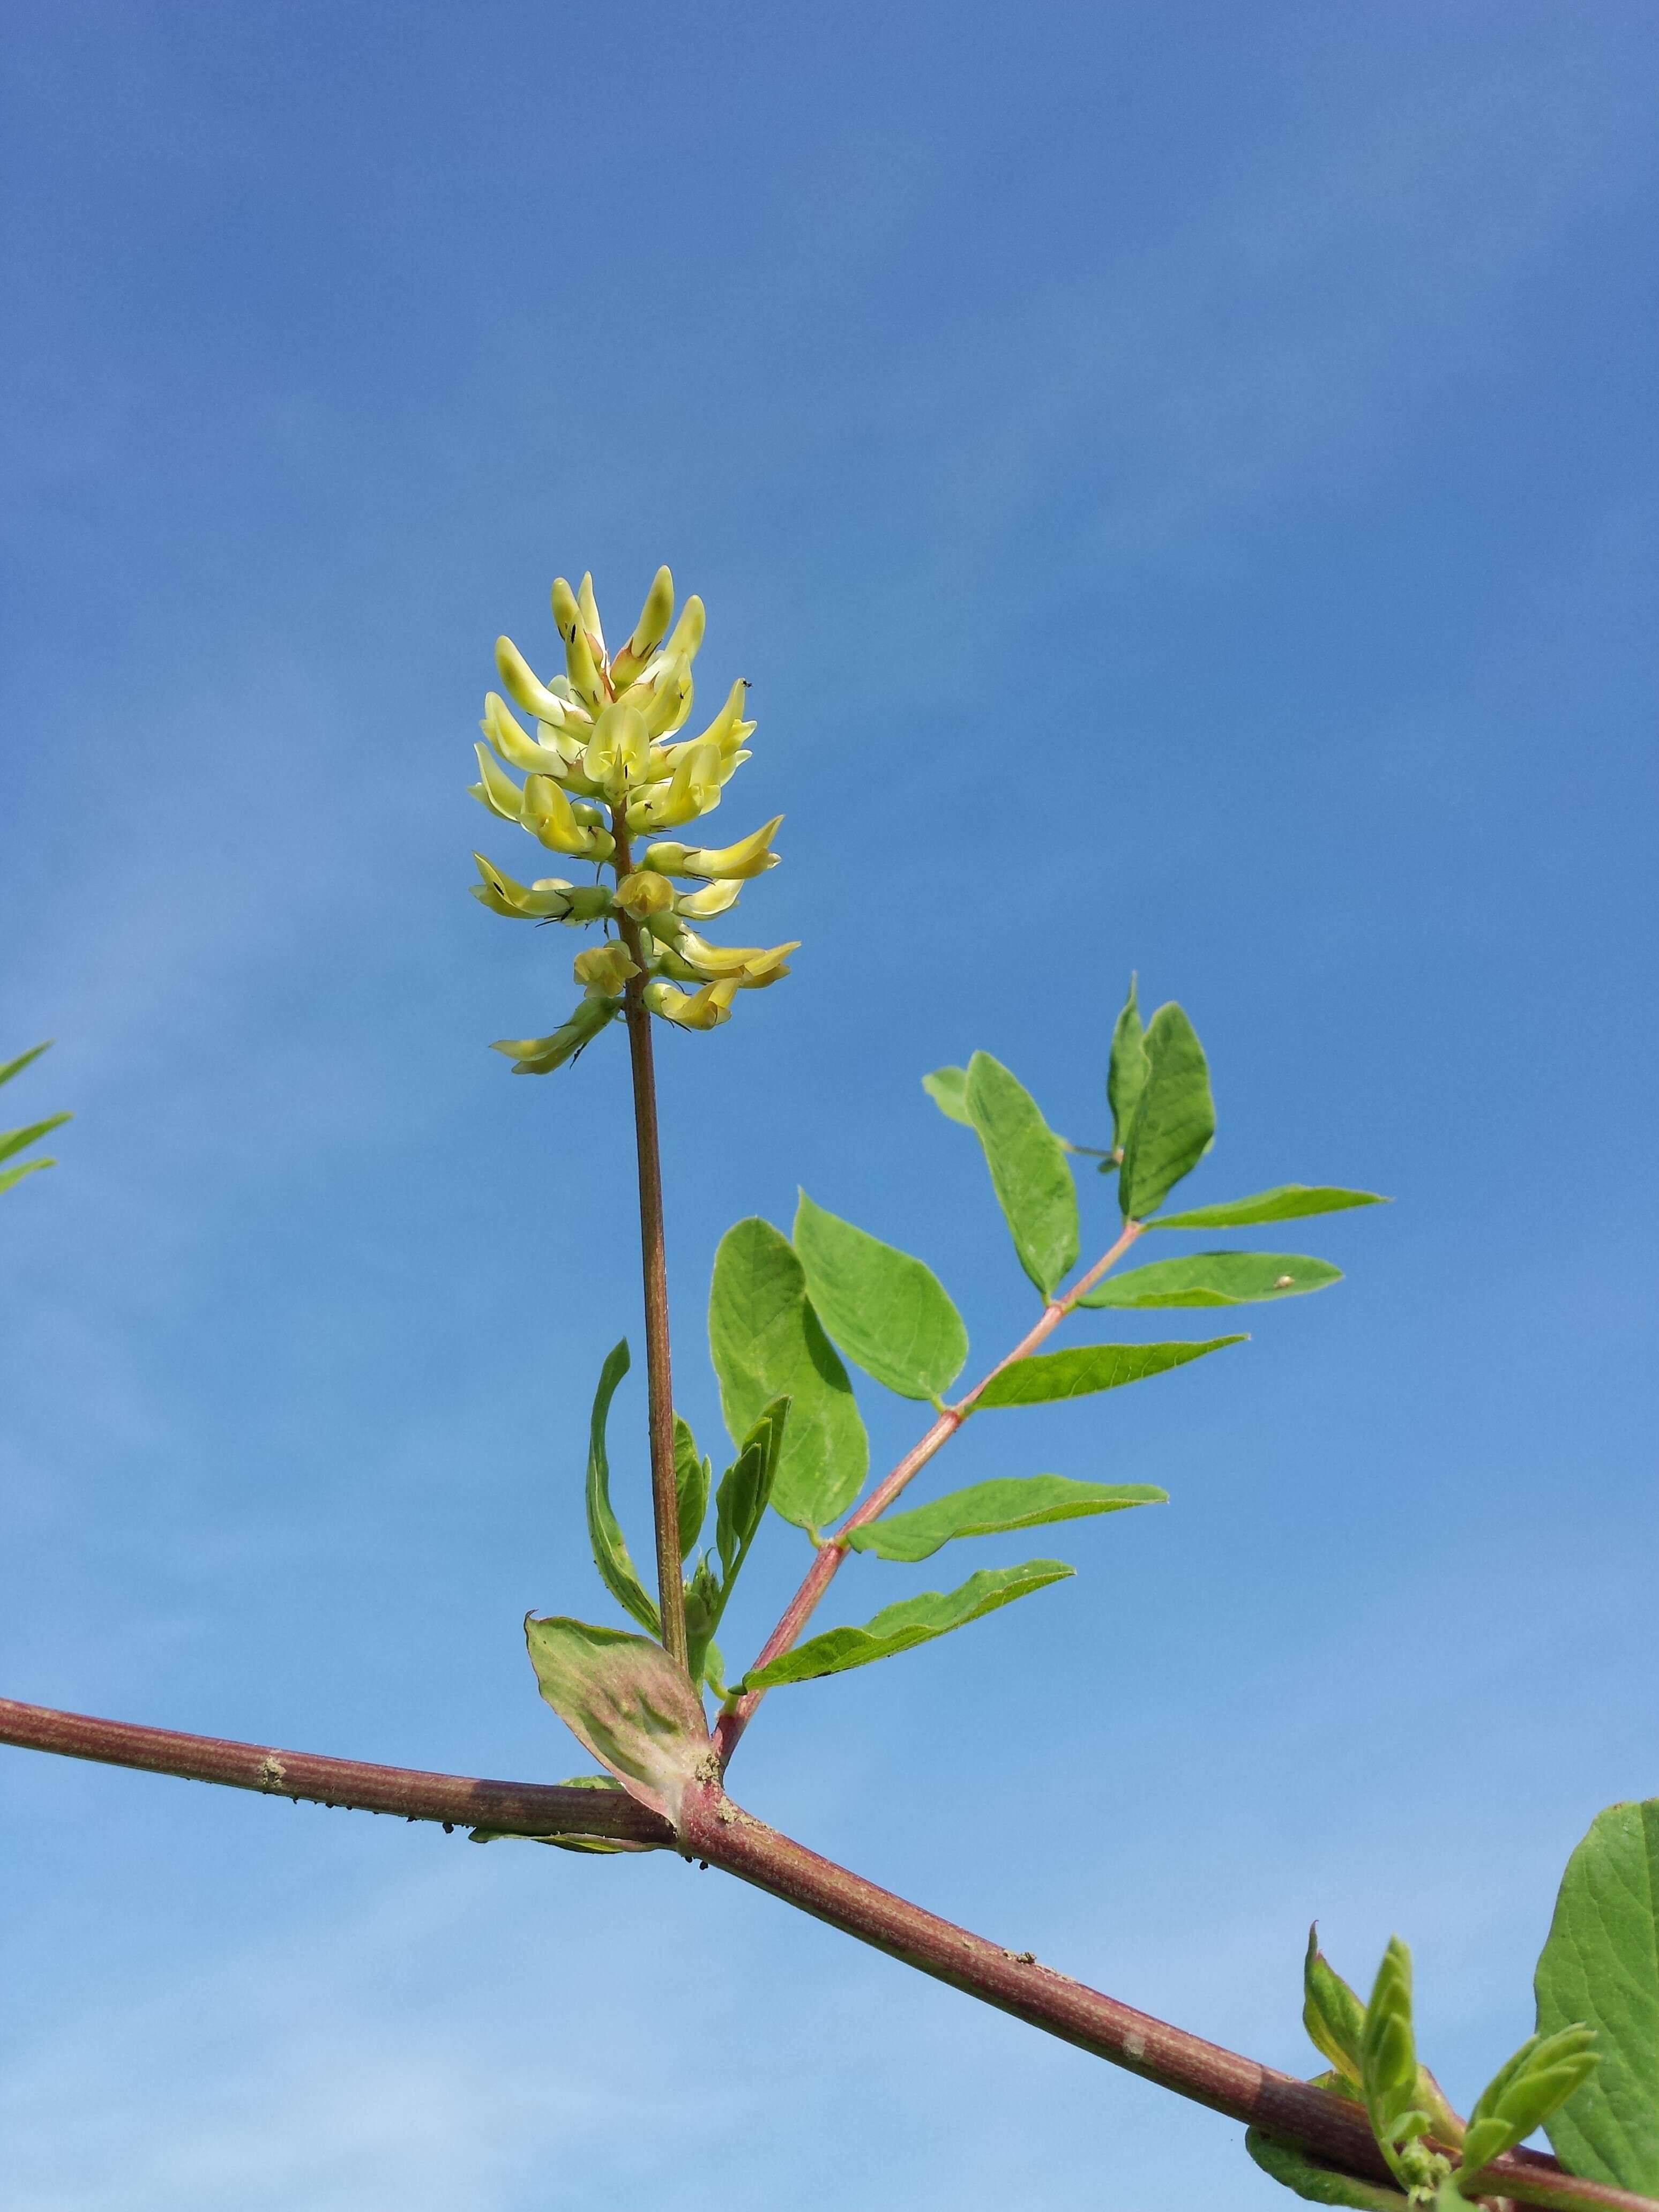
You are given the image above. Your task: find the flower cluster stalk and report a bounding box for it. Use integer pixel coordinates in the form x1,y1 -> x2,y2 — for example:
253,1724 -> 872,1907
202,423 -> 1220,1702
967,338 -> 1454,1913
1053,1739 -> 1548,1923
610,806 -> 688,1666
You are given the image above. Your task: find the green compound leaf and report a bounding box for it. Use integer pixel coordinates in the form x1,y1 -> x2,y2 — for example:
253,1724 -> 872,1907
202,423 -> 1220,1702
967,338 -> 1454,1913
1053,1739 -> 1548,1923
1305,1927 -> 1367,2086
965,1051 -> 1078,1298
1535,1799 -> 1659,2195
1460,2027 -> 1600,2187
1245,2131 -> 1408,2209
1107,975 -> 1148,1163
742,1559 -> 1073,1690
922,1065 -> 973,1126
793,1190 -> 968,1402
583,1341 -> 660,1636
1150,1185 -> 1389,1230
844,1476 -> 1164,1562
524,1614 -> 709,1824
674,1415 -> 711,1562
1118,1002 -> 1215,1223
976,1337 -> 1244,1409
1081,1251 -> 1343,1309
708,1217 -> 868,1530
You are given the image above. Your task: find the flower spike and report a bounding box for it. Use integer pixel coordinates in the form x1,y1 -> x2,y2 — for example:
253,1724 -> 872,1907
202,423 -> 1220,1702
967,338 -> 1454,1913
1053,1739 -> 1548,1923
467,568 -> 795,1071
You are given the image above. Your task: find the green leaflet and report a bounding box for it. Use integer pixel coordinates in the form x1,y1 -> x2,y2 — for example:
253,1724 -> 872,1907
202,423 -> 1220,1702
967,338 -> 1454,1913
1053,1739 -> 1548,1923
0,1042 -> 68,1195
1081,1251 -> 1342,1309
583,1341 -> 660,1635
524,1614 -> 710,1824
1106,975 -> 1147,1163
922,1065 -> 973,1126
1149,1185 -> 1389,1230
793,1190 -> 967,1402
674,1415 -> 711,1561
1304,1927 -> 1367,2086
976,1337 -> 1243,1409
716,1397 -> 790,1585
1535,1799 -> 1659,2194
708,1217 -> 868,1529
0,1160 -> 55,1197
742,1559 -> 1073,1689
1460,2027 -> 1599,2186
844,1476 -> 1164,1562
965,1051 -> 1078,1297
1244,2131 -> 1409,2209
1118,1002 -> 1215,1223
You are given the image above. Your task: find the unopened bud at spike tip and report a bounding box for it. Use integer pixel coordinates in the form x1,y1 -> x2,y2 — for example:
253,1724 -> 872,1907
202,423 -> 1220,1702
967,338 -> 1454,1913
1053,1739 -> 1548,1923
576,573 -> 607,658
550,577 -> 581,642
630,567 -> 674,659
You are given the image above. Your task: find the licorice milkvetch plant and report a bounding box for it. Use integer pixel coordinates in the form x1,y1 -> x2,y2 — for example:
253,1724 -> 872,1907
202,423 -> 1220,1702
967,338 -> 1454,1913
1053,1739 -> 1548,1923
5,563 -> 1658,2212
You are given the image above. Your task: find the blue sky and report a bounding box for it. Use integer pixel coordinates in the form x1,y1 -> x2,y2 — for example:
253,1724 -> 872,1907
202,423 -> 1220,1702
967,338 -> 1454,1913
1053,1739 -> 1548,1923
2,4 -> 1656,2206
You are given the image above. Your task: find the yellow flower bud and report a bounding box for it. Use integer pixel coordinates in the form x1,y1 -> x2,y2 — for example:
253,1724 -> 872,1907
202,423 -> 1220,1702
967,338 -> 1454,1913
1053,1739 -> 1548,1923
576,572 -> 607,660
470,853 -> 578,920
550,577 -> 581,642
495,637 -> 569,724
615,870 -> 676,920
641,653 -> 694,739
470,742 -> 525,824
662,594 -> 705,667
627,740 -> 723,833
646,816 -> 782,880
642,977 -> 737,1031
573,941 -> 639,993
610,565 -> 674,687
482,692 -> 570,778
672,877 -> 743,919
690,678 -> 754,758
521,773 -> 615,860
675,929 -> 801,981
491,991 -> 621,1074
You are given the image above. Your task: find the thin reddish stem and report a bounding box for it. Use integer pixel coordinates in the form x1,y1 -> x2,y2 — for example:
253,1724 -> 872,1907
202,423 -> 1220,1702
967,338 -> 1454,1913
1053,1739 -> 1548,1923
610,812 -> 689,1669
711,1219 -> 1145,1767
1,1697 -> 1645,2212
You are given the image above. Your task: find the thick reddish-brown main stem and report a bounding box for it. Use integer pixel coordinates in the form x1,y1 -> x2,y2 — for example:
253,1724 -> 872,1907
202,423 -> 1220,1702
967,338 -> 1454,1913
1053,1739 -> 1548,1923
609,812 -> 688,1668
711,1217 -> 1145,1766
1,1697 -> 1645,2212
